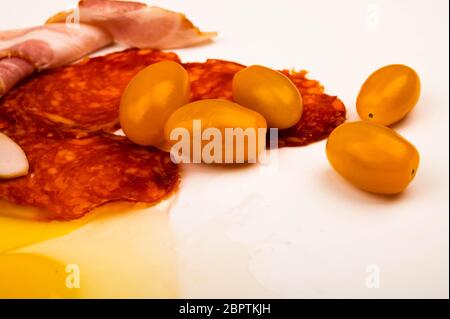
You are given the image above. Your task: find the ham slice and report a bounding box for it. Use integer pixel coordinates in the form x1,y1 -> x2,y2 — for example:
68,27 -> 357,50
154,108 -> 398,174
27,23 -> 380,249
47,0 -> 216,49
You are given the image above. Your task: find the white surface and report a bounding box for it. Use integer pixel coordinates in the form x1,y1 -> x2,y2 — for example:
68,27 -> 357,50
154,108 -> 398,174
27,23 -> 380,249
1,0 -> 448,298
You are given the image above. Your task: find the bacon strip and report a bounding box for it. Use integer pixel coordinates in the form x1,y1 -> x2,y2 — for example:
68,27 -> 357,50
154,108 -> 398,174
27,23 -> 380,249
0,23 -> 111,97
47,0 -> 216,50
0,23 -> 112,70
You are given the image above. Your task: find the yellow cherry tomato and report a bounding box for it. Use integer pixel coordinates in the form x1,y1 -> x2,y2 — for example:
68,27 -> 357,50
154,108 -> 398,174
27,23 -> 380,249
120,61 -> 190,146
232,65 -> 303,129
326,121 -> 419,194
357,64 -> 421,126
164,99 -> 267,163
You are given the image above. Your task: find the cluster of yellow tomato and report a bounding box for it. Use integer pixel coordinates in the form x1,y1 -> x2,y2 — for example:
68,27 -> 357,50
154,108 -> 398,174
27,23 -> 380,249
326,65 -> 421,194
120,60 -> 421,195
119,61 -> 303,162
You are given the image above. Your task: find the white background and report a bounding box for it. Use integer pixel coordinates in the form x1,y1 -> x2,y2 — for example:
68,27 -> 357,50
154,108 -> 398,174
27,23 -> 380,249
1,0 -> 448,298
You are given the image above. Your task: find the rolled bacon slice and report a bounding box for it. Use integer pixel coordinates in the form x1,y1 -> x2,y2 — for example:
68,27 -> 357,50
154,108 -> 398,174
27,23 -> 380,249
0,58 -> 34,97
0,23 -> 112,70
0,23 -> 112,96
47,0 -> 216,49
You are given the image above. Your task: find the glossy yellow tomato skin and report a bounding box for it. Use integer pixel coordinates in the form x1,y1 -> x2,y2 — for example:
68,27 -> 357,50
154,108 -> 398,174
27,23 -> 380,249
357,64 -> 421,126
164,99 -> 267,163
232,65 -> 303,129
326,121 -> 419,194
120,61 -> 190,146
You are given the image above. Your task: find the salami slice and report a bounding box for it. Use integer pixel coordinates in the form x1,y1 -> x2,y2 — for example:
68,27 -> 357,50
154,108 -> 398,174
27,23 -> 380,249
0,49 -> 180,137
0,116 -> 179,221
